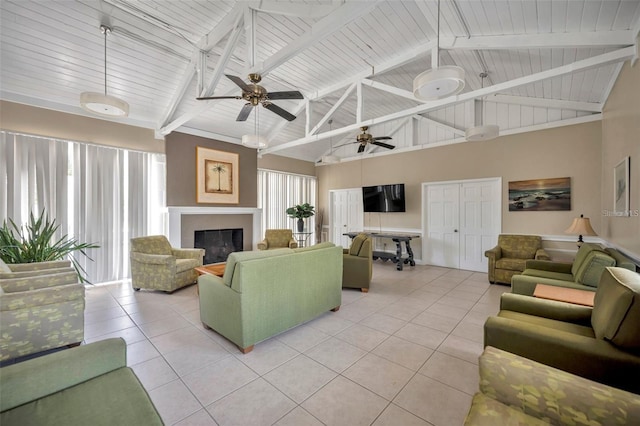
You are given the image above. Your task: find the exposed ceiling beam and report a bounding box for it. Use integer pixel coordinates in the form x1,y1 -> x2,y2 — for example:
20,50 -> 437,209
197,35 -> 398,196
309,83 -> 356,136
366,117 -> 411,154
439,31 -> 636,50
414,114 -> 465,136
361,79 -> 418,102
251,1 -> 339,18
267,99 -> 307,142
489,94 -> 602,113
263,46 -> 635,155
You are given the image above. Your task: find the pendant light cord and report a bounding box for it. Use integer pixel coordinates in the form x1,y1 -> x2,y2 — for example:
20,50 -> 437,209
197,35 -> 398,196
101,25 -> 111,96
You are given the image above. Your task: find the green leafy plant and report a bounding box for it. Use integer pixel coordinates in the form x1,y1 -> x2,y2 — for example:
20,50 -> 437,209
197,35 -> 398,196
0,211 -> 99,283
285,203 -> 315,219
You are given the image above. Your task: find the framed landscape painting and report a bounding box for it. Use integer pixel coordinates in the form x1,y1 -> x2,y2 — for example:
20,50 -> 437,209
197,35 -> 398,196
508,177 -> 571,211
196,146 -> 239,204
614,156 -> 630,216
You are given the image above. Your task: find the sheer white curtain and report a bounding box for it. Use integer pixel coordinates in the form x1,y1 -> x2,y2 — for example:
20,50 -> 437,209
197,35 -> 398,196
257,169 -> 317,237
0,131 -> 166,284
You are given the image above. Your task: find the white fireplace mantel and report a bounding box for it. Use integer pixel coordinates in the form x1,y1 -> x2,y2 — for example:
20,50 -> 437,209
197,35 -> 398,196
167,206 -> 262,248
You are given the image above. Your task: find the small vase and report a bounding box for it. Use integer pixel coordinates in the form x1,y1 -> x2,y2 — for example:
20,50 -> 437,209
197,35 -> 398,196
297,218 -> 304,232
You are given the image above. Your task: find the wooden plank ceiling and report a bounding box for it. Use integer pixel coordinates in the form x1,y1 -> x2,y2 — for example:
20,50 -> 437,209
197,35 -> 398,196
1,0 -> 639,163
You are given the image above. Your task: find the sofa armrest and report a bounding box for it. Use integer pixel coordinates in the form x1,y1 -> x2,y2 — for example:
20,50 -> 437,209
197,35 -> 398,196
6,260 -> 71,272
1,282 -> 84,311
0,338 -> 127,412
257,239 -> 268,250
172,247 -> 204,261
484,246 -> 502,260
0,271 -> 78,293
534,248 -> 550,261
130,252 -> 174,266
0,267 -> 75,280
524,259 -> 572,273
478,346 -> 640,424
288,238 -> 298,249
500,293 -> 592,324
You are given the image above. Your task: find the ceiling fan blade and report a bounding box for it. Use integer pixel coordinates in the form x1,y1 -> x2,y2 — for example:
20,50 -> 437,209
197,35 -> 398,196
225,74 -> 252,92
357,144 -> 366,153
372,136 -> 392,141
372,141 -> 395,150
262,102 -> 297,121
236,103 -> 253,121
196,95 -> 241,100
267,90 -> 304,100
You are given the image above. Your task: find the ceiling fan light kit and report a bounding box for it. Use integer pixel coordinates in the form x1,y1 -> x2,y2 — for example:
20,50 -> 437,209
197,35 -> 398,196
80,25 -> 129,118
413,66 -> 465,101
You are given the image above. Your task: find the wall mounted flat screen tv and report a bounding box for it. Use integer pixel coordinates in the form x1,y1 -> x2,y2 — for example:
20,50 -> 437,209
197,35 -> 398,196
362,184 -> 406,213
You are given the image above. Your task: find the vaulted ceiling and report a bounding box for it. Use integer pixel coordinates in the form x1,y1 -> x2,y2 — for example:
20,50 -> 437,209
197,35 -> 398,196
1,1 -> 639,163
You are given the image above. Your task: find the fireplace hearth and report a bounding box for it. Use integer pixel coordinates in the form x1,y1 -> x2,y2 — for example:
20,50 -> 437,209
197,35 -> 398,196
194,228 -> 243,264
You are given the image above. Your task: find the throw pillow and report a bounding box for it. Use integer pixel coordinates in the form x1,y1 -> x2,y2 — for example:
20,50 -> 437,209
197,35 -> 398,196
574,251 -> 616,287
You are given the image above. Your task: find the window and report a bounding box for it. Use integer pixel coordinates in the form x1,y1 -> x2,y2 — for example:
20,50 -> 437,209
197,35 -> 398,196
257,169 -> 317,239
0,131 -> 166,283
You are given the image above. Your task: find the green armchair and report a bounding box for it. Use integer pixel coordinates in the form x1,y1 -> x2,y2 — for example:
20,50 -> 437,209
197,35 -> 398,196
130,235 -> 204,292
465,346 -> 640,425
257,229 -> 298,250
0,260 -> 84,361
342,233 -> 373,293
484,267 -> 640,394
484,234 -> 549,285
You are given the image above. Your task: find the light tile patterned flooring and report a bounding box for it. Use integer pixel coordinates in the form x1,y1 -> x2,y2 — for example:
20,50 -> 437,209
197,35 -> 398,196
84,263 -> 508,426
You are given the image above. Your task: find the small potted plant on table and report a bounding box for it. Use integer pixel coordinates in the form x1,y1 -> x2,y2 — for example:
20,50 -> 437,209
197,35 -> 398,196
286,203 -> 315,232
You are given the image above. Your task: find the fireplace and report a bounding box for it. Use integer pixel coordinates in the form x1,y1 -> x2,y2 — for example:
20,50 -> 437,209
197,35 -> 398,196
194,228 -> 243,264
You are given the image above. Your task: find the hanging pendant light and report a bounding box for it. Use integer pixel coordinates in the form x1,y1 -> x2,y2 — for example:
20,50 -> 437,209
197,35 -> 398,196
321,119 -> 340,164
80,25 -> 129,117
465,72 -> 499,141
242,102 -> 268,148
413,0 -> 465,101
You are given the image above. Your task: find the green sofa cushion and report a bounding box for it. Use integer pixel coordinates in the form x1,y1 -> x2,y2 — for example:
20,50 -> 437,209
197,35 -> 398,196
592,267 -> 640,349
223,248 -> 292,286
570,243 -> 601,277
521,269 -> 574,282
499,311 -> 595,338
1,368 -> 163,426
574,251 -> 616,287
349,234 -> 367,256
495,258 -> 526,272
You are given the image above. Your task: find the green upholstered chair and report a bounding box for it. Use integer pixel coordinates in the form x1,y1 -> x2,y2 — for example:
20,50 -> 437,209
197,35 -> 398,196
511,242 -> 624,295
484,267 -> 640,394
465,346 -> 640,425
257,229 -> 298,250
0,338 -> 163,425
130,235 -> 204,292
0,259 -> 84,362
484,234 -> 550,285
342,233 -> 373,293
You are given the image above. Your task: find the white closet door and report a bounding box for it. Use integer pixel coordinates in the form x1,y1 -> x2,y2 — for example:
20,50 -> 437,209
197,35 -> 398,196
459,181 -> 500,272
330,189 -> 363,248
425,183 -> 460,268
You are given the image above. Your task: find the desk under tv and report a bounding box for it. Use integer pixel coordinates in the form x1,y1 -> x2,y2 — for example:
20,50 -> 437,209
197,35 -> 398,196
344,232 -> 421,271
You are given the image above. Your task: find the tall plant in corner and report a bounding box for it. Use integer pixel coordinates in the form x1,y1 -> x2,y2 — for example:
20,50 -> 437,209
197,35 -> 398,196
0,210 -> 99,283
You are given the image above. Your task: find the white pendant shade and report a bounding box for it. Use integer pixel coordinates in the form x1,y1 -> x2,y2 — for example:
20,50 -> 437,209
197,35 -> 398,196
320,154 -> 340,164
241,134 -> 268,149
80,92 -> 129,117
413,66 -> 465,101
465,124 -> 499,141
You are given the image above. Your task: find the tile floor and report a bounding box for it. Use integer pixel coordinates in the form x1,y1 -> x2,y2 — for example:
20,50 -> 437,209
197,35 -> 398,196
84,262 -> 508,426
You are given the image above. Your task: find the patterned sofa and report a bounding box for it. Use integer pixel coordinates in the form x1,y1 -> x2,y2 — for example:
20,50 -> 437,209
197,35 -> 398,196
257,229 -> 298,250
130,235 -> 204,292
484,234 -> 550,284
465,346 -> 640,425
0,259 -> 84,361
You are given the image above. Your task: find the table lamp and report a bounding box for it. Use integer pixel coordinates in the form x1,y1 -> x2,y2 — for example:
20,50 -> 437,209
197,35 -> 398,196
564,214 -> 597,247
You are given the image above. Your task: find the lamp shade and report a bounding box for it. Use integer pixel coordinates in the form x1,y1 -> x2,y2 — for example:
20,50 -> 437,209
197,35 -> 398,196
241,134 -> 268,149
413,66 -> 465,100
465,124 -> 499,141
80,92 -> 129,117
565,215 -> 597,236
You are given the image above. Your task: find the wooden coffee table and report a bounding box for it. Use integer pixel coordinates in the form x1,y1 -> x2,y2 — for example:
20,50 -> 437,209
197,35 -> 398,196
195,263 -> 226,277
533,283 -> 595,307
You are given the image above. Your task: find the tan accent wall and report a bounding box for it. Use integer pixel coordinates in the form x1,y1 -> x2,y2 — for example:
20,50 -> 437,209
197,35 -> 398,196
317,121 -> 602,238
166,132 -> 258,207
601,61 -> 640,257
0,101 -> 163,153
258,154 -> 316,176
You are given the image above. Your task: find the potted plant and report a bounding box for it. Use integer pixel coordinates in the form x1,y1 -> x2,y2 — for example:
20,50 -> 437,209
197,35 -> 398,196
0,210 -> 99,283
286,203 -> 315,232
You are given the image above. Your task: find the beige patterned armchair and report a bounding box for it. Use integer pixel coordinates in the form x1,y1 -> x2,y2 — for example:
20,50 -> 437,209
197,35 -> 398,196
130,235 -> 204,293
0,259 -> 84,361
484,234 -> 549,284
257,229 -> 298,250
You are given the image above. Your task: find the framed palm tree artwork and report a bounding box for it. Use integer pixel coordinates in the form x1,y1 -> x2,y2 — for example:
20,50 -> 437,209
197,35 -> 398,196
196,146 -> 239,204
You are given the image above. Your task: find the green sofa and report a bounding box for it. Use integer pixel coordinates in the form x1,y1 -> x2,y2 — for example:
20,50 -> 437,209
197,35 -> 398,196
0,259 -> 84,361
511,242 -> 635,295
342,233 -> 373,293
0,338 -> 163,425
465,346 -> 640,425
485,267 -> 640,394
485,234 -> 550,285
198,242 -> 343,353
